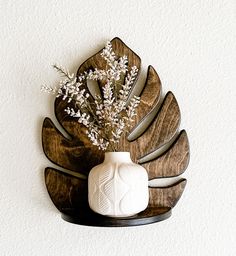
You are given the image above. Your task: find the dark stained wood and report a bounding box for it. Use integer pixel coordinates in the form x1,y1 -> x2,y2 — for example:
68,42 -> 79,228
77,37 -> 141,73
45,167 -> 88,213
142,130 -> 190,180
54,37 -> 141,150
129,65 -> 162,137
74,37 -> 141,98
118,66 -> 161,152
149,179 -> 187,208
131,91 -> 181,162
119,92 -> 180,160
45,168 -> 172,226
42,118 -> 104,175
54,98 -> 84,139
62,207 -> 171,227
42,37 -> 189,227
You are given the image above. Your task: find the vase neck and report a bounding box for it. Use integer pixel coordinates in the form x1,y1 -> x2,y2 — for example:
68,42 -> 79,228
104,152 -> 132,163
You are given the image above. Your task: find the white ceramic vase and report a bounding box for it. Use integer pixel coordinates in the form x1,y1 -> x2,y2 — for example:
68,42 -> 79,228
88,152 -> 149,217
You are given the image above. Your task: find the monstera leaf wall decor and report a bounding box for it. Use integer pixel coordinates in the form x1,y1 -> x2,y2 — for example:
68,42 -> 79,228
42,37 -> 190,227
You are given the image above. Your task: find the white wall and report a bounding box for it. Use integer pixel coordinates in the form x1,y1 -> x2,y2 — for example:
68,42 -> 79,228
1,1 -> 236,255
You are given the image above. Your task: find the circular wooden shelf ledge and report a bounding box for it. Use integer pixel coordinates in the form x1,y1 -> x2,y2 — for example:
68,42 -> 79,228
61,206 -> 171,227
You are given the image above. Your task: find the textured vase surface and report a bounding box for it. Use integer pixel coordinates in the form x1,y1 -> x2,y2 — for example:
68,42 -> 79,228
88,152 -> 149,217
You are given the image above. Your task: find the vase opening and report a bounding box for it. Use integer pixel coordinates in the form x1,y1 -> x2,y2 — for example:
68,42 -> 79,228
104,152 -> 131,163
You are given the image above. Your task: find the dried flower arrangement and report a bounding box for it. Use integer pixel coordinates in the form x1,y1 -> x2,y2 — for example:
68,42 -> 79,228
42,42 -> 140,151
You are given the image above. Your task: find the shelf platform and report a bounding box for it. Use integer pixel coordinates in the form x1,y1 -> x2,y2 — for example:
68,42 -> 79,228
61,206 -> 171,227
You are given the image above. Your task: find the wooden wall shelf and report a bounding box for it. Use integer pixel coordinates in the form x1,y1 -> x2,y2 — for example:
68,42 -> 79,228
61,207 -> 172,227
42,37 -> 190,227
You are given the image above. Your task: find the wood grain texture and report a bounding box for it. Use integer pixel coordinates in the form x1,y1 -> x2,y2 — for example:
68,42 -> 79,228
45,168 -> 173,226
142,130 -> 190,180
45,167 -> 88,213
42,117 -> 104,175
45,167 -> 184,226
149,179 -> 187,208
135,91 -> 181,162
76,37 -> 141,96
54,98 -> 83,138
42,38 -> 189,226
77,37 -> 141,72
128,65 -> 162,139
123,91 -> 181,163
53,37 -> 141,153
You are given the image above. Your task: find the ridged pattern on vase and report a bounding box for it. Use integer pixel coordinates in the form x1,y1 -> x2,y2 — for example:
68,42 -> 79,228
88,154 -> 149,217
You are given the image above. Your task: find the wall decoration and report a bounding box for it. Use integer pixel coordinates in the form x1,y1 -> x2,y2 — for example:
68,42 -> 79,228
42,37 -> 190,227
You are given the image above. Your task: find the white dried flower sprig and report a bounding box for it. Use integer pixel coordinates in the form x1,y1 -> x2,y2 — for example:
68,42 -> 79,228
42,41 -> 140,151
